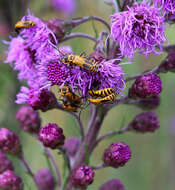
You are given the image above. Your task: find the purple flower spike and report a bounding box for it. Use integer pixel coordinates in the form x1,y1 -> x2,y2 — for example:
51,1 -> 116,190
129,112 -> 160,133
16,106 -> 41,134
0,152 -> 14,174
99,179 -> 125,190
39,123 -> 65,149
0,128 -> 22,156
71,165 -> 95,189
64,137 -> 81,157
35,169 -> 56,190
0,170 -> 23,190
103,142 -> 131,168
129,74 -> 162,99
111,2 -> 166,59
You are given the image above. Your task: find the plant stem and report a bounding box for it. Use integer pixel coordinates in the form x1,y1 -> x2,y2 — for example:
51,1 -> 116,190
60,33 -> 98,43
91,162 -> 106,170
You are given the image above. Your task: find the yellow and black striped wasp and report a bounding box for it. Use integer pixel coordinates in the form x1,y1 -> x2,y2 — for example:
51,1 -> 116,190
88,88 -> 115,98
15,20 -> 35,33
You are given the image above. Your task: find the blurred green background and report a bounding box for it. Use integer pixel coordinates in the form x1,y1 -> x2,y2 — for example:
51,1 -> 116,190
0,0 -> 175,189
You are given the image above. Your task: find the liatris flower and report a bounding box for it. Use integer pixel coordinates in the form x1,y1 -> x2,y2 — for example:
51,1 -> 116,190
153,0 -> 175,14
0,152 -> 14,174
35,169 -> 56,190
129,112 -> 160,133
129,74 -> 162,99
16,106 -> 41,134
64,137 -> 81,157
39,123 -> 65,149
0,170 -> 23,190
71,165 -> 95,189
157,50 -> 175,73
103,142 -> 131,168
111,2 -> 166,58
137,95 -> 160,110
51,0 -> 76,15
0,128 -> 22,156
99,179 -> 125,190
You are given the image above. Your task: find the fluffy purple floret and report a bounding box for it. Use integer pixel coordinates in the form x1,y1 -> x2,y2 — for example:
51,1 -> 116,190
153,0 -> 175,14
103,142 -> 131,168
111,2 -> 166,59
0,170 -> 23,190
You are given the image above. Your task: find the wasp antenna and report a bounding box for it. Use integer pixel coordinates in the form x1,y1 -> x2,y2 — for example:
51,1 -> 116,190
48,40 -> 65,56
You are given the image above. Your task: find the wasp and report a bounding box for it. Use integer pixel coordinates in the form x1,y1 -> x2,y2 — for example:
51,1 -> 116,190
60,85 -> 82,112
88,88 -> 115,98
88,93 -> 116,105
15,20 -> 35,33
61,53 -> 99,72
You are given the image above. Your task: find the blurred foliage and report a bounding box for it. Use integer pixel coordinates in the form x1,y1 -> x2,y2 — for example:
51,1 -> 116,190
0,0 -> 175,190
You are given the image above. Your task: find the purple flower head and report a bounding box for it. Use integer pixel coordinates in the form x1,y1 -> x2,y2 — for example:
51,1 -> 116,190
0,128 -> 22,156
16,106 -> 41,134
35,169 -> 56,190
129,112 -> 160,133
64,137 -> 81,157
51,0 -> 76,15
99,179 -> 125,190
39,123 -> 65,149
0,152 -> 14,174
71,165 -> 95,189
103,142 -> 131,168
158,49 -> 175,73
129,73 -> 162,99
137,95 -> 161,110
0,170 -> 23,190
153,0 -> 175,14
111,2 -> 166,59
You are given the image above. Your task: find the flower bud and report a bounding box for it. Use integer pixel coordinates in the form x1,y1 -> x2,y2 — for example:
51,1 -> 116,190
99,179 -> 125,190
103,142 -> 131,168
0,152 -> 14,174
64,137 -> 81,157
39,123 -> 65,149
16,106 -> 41,134
129,112 -> 160,133
71,165 -> 95,189
35,169 -> 56,190
27,89 -> 57,112
129,74 -> 162,99
0,170 -> 23,190
0,128 -> 22,156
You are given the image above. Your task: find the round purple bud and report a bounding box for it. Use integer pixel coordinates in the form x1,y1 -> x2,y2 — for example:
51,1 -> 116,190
39,123 -> 65,149
71,165 -> 95,189
137,95 -> 160,110
0,170 -> 23,190
27,89 -> 57,112
16,106 -> 41,134
99,179 -> 125,190
129,112 -> 160,133
64,137 -> 81,157
0,152 -> 14,174
103,142 -> 131,168
0,128 -> 22,156
129,74 -> 162,99
35,169 -> 56,190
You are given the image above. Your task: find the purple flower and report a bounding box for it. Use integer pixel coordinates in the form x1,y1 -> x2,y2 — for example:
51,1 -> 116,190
111,2 -> 166,58
103,142 -> 131,168
39,123 -> 65,149
99,179 -> 125,190
64,137 -> 81,157
129,112 -> 160,133
129,73 -> 162,99
0,128 -> 22,156
0,170 -> 23,190
16,106 -> 41,134
71,165 -> 94,189
0,152 -> 14,174
35,169 -> 56,190
51,0 -> 76,15
153,0 -> 175,14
